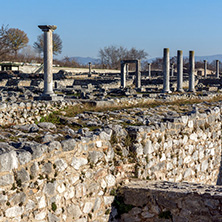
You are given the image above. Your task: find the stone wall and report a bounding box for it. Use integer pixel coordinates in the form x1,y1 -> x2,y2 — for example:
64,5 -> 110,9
0,101 -> 221,221
116,180 -> 222,222
0,100 -> 75,125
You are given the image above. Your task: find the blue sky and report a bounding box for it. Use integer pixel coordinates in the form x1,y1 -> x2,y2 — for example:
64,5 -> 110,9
1,0 -> 222,59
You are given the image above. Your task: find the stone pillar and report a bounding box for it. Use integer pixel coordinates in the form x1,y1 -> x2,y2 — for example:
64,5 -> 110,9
163,48 -> 171,93
135,60 -> 141,88
189,50 -> 195,92
121,61 -> 126,88
37,25 -> 62,100
216,60 -> 220,78
88,62 -> 91,77
126,64 -> 129,76
177,50 -> 183,92
148,63 -> 151,78
171,63 -> 174,77
204,60 -> 207,78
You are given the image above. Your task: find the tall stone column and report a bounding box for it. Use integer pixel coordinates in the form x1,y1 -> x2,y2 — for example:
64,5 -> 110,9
189,50 -> 195,92
177,50 -> 183,92
37,25 -> 62,101
121,61 -> 126,88
171,63 -> 174,77
204,60 -> 207,78
148,63 -> 151,78
216,60 -> 220,78
163,48 -> 170,93
136,60 -> 141,88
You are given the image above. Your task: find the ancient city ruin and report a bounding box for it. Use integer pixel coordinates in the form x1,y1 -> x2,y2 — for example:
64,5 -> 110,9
0,25 -> 221,221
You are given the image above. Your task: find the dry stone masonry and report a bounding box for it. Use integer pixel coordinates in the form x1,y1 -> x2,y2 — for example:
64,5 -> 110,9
0,97 -> 221,221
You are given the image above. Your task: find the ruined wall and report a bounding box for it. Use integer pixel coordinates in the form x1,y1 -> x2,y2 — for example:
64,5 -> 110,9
0,102 -> 221,221
116,180 -> 222,222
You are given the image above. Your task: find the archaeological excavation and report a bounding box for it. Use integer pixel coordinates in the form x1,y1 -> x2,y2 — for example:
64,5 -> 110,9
0,25 -> 221,222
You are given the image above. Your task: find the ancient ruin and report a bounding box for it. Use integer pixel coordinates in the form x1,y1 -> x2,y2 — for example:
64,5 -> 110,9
0,24 -> 221,220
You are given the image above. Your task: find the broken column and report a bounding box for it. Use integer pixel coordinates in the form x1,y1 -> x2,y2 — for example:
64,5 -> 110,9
37,25 -> 62,100
171,63 -> 174,77
88,62 -> 92,77
216,60 -> 220,78
148,63 -> 151,78
177,50 -> 183,92
204,60 -> 207,78
121,61 -> 126,88
163,48 -> 170,93
189,50 -> 195,92
135,60 -> 141,88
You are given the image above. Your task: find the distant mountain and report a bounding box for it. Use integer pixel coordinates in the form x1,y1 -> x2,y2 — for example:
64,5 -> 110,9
69,57 -> 100,65
70,54 -> 222,66
195,54 -> 222,63
147,54 -> 222,63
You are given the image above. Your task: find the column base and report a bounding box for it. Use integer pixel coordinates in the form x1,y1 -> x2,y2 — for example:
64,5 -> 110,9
34,93 -> 64,101
177,89 -> 184,92
188,89 -> 196,93
162,90 -> 172,93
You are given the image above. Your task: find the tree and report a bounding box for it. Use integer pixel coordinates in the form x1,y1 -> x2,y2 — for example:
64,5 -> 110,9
7,28 -> 29,57
0,25 -> 11,59
33,33 -> 62,56
98,45 -> 148,69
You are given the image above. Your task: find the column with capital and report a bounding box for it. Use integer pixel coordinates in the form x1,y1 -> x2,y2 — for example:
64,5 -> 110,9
37,25 -> 63,101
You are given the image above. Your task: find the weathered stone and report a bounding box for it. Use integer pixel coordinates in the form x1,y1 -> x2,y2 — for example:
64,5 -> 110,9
0,150 -> 18,172
22,143 -> 47,159
0,174 -> 14,186
38,122 -> 56,130
44,182 -> 56,196
5,206 -> 24,218
41,162 -> 53,174
48,212 -> 60,222
54,159 -> 67,171
83,202 -> 93,213
30,162 -> 39,177
16,150 -> 32,165
105,174 -> 116,187
67,204 -> 82,219
61,139 -> 76,151
16,167 -> 30,183
35,210 -> 47,220
71,157 -> 88,170
88,151 -> 104,164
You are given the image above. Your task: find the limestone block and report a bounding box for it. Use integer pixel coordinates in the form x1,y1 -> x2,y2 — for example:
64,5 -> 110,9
26,199 -> 35,211
48,212 -> 60,222
143,140 -> 154,155
0,150 -> 18,172
16,168 -> 30,183
83,202 -> 93,213
93,197 -> 101,212
38,122 -> 56,130
61,139 -> 76,151
67,204 -> 82,219
5,206 -> 24,218
35,210 -> 47,220
71,157 -> 88,170
54,159 -> 67,171
17,150 -> 32,165
105,174 -> 116,187
88,151 -> 104,164
44,182 -> 56,196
